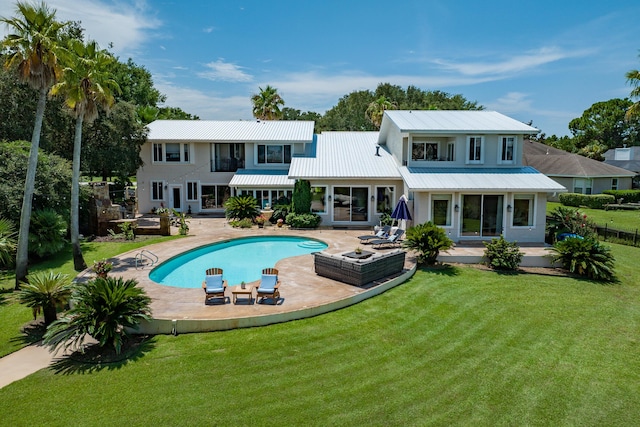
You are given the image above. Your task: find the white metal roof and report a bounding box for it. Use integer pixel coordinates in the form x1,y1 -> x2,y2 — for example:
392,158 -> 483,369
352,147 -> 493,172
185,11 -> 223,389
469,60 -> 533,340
147,120 -> 314,142
399,166 -> 567,192
289,132 -> 401,179
379,110 -> 539,144
228,169 -> 295,188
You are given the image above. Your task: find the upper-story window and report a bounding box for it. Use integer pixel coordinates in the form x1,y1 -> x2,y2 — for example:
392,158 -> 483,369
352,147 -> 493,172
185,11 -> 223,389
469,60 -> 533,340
258,144 -> 291,164
412,141 -> 438,161
499,136 -> 516,164
153,142 -> 191,163
467,136 -> 483,164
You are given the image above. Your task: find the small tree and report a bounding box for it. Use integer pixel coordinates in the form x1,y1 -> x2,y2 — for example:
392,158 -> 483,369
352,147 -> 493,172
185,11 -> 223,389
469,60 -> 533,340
483,235 -> 524,271
292,179 -> 311,214
16,271 -> 72,326
402,222 -> 453,265
44,276 -> 151,355
224,195 -> 260,221
549,237 -> 616,282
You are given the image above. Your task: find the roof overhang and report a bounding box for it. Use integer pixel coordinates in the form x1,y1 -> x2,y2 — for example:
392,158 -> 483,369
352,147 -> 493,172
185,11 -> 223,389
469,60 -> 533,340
399,166 -> 567,192
228,169 -> 295,188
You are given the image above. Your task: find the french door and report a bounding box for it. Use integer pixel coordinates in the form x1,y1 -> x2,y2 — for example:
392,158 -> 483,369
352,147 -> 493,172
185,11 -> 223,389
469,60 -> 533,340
461,195 -> 503,237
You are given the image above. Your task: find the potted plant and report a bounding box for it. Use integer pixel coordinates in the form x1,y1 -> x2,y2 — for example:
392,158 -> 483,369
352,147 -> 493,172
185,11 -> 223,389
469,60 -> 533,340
241,281 -> 246,289
255,215 -> 266,228
355,247 -> 363,254
156,207 -> 170,216
92,259 -> 113,278
277,218 -> 284,228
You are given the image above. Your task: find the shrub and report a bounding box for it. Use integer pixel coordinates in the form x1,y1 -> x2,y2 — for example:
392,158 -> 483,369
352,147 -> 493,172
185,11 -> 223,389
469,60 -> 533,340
483,235 -> 524,271
28,208 -> 67,258
292,179 -> 312,214
602,189 -> 640,204
44,276 -> 152,355
546,206 -> 597,242
402,221 -> 454,265
271,202 -> 292,223
0,217 -> 17,267
549,237 -> 616,282
285,212 -> 321,228
559,193 -> 615,209
16,271 -> 73,326
224,196 -> 260,220
229,218 -> 253,228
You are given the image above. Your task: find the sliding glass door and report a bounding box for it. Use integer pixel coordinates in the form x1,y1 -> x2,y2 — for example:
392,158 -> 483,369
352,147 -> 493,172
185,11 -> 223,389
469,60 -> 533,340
461,195 -> 504,237
333,187 -> 368,222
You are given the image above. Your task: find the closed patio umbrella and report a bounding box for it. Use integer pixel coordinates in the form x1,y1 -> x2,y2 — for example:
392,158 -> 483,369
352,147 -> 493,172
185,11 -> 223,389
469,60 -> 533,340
391,195 -> 412,230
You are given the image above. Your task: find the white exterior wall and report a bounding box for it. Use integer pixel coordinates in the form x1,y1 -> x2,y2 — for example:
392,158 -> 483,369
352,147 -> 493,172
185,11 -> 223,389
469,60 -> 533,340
307,179 -> 403,227
410,190 -> 547,243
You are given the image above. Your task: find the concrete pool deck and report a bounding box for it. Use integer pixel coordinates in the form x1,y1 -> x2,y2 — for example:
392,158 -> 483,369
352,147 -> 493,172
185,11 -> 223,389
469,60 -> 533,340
75,217 -> 418,334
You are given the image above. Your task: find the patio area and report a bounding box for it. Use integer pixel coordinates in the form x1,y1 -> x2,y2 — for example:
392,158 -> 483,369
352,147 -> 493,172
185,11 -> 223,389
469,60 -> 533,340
79,217 -> 553,334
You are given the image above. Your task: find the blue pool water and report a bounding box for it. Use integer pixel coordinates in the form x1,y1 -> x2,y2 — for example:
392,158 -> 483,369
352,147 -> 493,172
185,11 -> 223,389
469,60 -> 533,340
149,236 -> 327,288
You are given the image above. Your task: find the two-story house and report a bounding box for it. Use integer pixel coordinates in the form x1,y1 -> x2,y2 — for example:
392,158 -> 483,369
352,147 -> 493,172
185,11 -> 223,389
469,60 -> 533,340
136,110 -> 565,243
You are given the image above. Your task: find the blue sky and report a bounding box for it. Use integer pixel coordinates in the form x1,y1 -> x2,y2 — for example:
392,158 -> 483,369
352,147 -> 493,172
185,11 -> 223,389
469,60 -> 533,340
2,0 -> 639,136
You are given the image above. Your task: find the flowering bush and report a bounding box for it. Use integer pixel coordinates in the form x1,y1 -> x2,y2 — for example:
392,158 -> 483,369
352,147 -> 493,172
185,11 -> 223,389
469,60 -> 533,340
546,206 -> 597,242
92,259 -> 113,276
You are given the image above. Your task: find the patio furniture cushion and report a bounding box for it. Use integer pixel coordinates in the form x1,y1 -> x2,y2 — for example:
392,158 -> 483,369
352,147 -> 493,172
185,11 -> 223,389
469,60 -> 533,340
258,274 -> 278,292
205,274 -> 224,292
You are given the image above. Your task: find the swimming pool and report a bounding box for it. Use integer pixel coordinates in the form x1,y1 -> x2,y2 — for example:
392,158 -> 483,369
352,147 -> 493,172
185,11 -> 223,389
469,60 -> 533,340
149,236 -> 328,288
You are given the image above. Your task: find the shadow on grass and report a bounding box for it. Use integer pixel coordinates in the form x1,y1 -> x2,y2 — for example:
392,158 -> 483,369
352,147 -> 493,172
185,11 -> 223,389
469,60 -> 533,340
49,335 -> 157,375
10,321 -> 48,346
420,264 -> 461,276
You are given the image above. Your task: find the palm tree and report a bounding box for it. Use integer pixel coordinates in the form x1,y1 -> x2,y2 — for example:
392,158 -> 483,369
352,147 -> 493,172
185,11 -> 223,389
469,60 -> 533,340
365,96 -> 397,129
51,39 -> 118,271
1,2 -> 67,288
251,85 -> 285,120
16,270 -> 72,326
626,65 -> 640,121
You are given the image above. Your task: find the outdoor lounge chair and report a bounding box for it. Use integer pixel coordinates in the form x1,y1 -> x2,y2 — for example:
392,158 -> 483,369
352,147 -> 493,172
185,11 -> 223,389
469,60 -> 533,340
202,267 -> 228,304
358,225 -> 391,244
371,229 -> 405,249
256,268 -> 281,305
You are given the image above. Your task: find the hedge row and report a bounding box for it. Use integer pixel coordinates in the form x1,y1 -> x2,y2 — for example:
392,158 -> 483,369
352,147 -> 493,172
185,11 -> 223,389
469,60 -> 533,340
602,189 -> 640,204
559,192 -> 615,209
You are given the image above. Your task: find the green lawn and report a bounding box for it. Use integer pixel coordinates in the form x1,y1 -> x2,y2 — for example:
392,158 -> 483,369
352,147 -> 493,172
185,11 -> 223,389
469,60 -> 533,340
547,201 -> 640,230
0,236 -> 180,357
0,243 -> 639,425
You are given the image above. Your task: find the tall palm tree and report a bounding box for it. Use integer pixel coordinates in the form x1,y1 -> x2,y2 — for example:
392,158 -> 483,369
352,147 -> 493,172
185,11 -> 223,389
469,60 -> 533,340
51,39 -> 119,271
1,1 -> 67,288
626,65 -> 640,121
251,85 -> 285,120
365,96 -> 397,129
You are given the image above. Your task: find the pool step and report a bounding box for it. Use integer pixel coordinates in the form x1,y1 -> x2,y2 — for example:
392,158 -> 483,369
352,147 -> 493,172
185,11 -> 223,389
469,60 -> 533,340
297,241 -> 326,249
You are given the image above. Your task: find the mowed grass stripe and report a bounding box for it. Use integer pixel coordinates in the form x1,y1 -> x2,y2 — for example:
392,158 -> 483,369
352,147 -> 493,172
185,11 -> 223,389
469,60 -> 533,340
1,245 -> 640,425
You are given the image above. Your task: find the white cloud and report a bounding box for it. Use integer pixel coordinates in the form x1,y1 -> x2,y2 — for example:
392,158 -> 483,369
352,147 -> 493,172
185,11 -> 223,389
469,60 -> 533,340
156,80 -> 253,120
0,0 -> 160,55
432,47 -> 589,77
197,59 -> 253,82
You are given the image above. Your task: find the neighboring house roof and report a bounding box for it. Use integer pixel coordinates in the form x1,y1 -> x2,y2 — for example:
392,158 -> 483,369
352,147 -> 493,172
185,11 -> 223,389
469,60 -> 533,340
523,140 -> 635,178
289,132 -> 401,179
228,169 -> 295,188
603,146 -> 640,173
399,166 -> 566,192
147,120 -> 315,142
378,110 -> 538,143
